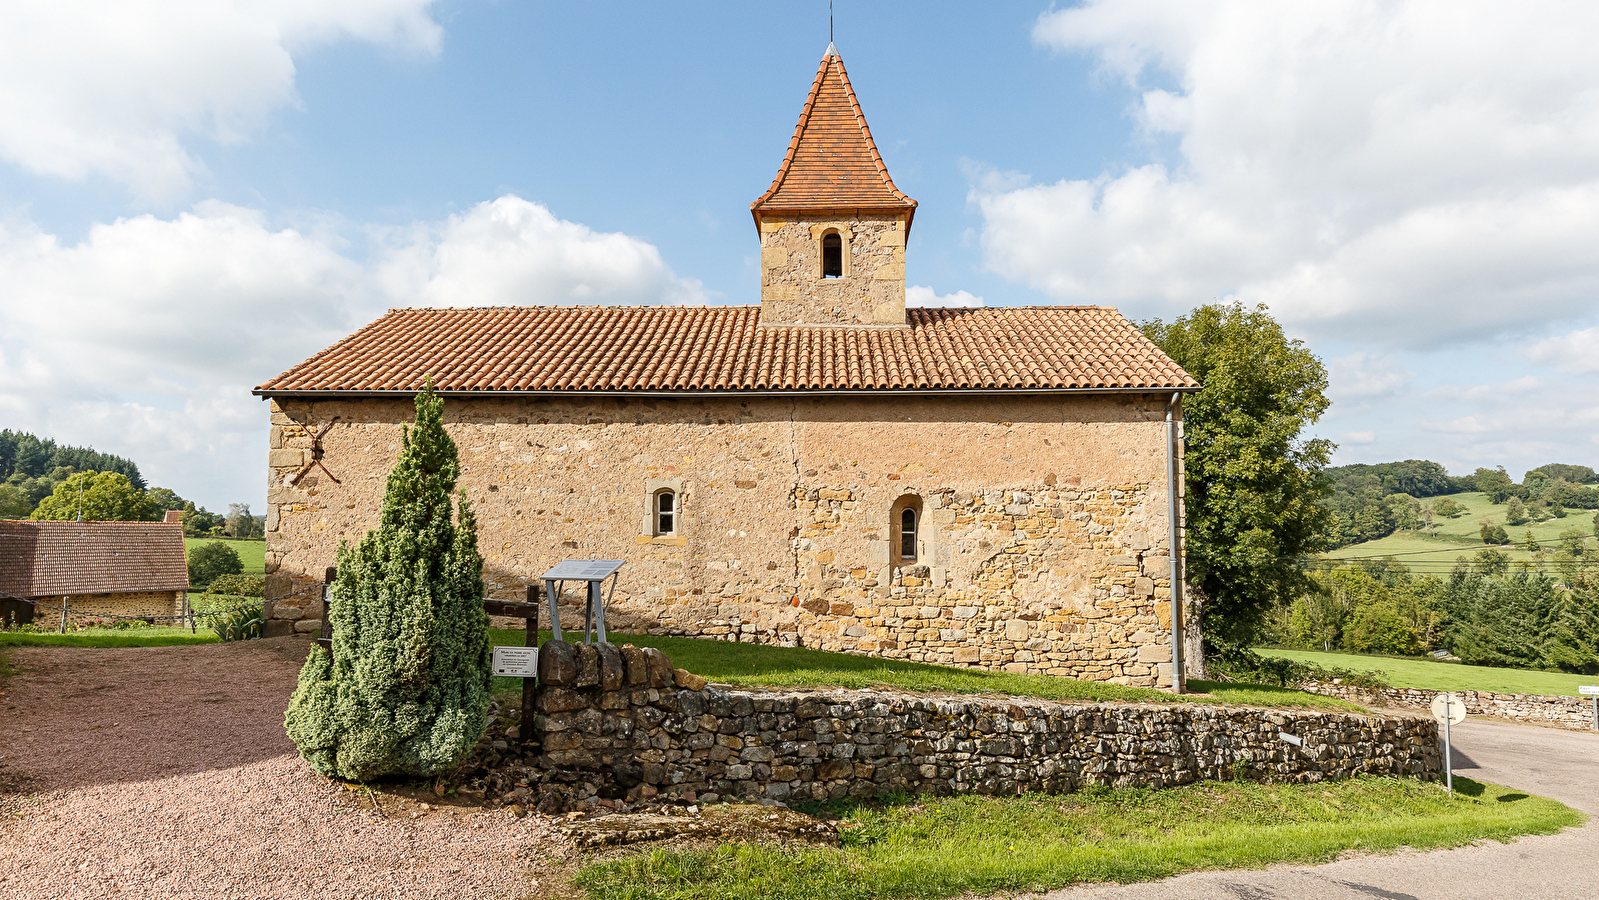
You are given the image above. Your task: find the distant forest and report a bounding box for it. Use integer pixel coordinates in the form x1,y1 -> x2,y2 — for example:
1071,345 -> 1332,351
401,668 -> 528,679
0,429 -> 259,537
0,429 -> 144,488
1324,459 -> 1599,549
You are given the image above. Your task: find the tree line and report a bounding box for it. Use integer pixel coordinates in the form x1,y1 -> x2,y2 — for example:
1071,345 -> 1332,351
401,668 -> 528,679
1323,461 -> 1599,549
0,429 -> 262,538
1273,556 -> 1599,673
1139,303 -> 1599,675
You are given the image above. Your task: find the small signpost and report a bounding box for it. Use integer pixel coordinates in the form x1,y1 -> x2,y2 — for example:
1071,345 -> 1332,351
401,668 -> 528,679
492,646 -> 538,677
1581,685 -> 1599,731
1431,692 -> 1467,796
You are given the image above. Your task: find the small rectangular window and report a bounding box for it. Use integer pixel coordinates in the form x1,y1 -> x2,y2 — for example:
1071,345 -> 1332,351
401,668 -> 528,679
900,508 -> 917,561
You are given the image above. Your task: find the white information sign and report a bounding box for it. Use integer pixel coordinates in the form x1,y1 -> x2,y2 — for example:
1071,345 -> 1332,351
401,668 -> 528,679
1579,685 -> 1599,696
492,646 -> 539,678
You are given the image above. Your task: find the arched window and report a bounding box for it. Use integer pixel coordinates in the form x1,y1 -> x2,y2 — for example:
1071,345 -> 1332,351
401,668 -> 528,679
822,232 -> 843,278
890,494 -> 923,566
900,507 -> 917,561
655,490 -> 676,535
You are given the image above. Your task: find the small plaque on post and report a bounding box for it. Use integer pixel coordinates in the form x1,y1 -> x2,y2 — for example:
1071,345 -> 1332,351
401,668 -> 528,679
492,646 -> 538,678
1580,685 -> 1599,696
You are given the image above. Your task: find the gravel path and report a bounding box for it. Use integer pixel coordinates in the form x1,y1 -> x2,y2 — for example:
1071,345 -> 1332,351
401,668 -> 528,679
0,638 -> 564,900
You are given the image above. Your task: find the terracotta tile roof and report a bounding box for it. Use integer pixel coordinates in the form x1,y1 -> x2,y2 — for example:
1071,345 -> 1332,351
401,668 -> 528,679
750,48 -> 917,227
0,521 -> 189,599
255,306 -> 1198,395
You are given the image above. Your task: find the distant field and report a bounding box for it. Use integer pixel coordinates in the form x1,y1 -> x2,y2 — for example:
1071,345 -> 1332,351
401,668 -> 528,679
183,537 -> 265,574
1324,491 -> 1596,570
1261,647 -> 1599,698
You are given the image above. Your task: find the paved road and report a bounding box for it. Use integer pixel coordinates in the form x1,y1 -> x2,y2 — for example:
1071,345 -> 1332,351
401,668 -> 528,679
1037,718 -> 1599,900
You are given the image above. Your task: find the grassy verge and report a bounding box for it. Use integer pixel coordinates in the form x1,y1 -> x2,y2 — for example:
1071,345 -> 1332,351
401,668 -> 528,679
1260,647 -> 1599,697
488,629 -> 1364,712
576,777 -> 1582,900
0,630 -> 219,648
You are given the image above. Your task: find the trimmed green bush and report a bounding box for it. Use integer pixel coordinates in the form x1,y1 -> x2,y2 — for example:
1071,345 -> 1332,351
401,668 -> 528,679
204,573 -> 265,597
283,382 -> 491,781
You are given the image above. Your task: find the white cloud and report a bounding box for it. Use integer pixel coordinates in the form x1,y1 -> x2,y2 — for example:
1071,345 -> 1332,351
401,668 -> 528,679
1326,351 -> 1413,403
0,1 -> 443,199
976,1 -> 1599,346
1525,327 -> 1599,374
0,195 -> 706,508
906,285 -> 984,308
374,197 -> 709,308
1339,431 -> 1375,445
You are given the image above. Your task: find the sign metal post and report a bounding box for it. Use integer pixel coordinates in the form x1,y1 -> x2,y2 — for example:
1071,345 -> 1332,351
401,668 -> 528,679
1431,692 -> 1467,796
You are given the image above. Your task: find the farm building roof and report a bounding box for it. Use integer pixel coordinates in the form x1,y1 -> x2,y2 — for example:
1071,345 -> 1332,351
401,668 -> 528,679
0,521 -> 189,599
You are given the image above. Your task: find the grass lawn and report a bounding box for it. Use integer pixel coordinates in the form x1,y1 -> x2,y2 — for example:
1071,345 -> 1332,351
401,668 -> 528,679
1324,491 -> 1595,570
183,537 -> 266,575
0,629 -> 219,648
488,629 -> 1364,712
575,776 -> 1582,900
1261,647 -> 1599,697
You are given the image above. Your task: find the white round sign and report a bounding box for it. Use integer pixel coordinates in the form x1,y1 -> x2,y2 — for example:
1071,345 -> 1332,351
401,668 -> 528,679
1431,692 -> 1467,725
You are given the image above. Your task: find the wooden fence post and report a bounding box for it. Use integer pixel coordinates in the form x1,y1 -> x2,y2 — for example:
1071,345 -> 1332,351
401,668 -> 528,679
523,582 -> 539,742
317,566 -> 336,653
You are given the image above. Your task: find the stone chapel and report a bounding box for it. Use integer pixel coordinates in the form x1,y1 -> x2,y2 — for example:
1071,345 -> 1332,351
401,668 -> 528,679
255,45 -> 1201,688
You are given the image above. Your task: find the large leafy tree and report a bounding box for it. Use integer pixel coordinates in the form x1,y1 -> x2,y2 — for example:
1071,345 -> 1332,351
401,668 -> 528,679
1142,303 -> 1333,655
31,470 -> 156,522
284,382 -> 491,782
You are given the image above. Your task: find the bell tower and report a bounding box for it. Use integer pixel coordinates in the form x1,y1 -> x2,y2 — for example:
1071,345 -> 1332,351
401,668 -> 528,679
751,44 -> 917,327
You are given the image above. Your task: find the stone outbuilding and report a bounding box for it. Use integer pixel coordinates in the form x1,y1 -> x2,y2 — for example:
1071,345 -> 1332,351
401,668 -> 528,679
255,46 -> 1202,687
0,520 -> 189,628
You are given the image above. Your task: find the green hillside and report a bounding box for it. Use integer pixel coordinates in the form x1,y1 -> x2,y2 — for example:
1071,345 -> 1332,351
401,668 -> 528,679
183,538 -> 265,575
1324,491 -> 1593,570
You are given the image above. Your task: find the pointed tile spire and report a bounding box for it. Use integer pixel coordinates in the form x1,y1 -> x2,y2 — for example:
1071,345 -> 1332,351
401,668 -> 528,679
750,49 -> 917,233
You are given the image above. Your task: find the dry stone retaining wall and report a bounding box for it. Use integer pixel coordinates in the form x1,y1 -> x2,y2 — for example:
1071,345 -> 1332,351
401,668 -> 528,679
521,640 -> 1440,810
1304,681 -> 1599,732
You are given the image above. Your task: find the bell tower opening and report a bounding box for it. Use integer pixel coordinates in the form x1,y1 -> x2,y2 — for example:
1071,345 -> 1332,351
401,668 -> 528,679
822,232 -> 843,278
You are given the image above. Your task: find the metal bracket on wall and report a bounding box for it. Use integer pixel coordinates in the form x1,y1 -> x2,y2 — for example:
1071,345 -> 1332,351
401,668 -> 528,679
285,415 -> 341,487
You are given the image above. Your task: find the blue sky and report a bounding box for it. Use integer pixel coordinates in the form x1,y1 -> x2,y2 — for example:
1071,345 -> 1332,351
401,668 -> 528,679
4,1 -> 1599,513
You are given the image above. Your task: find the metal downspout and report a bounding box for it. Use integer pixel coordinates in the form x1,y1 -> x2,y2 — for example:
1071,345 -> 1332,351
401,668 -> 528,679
1165,393 -> 1184,693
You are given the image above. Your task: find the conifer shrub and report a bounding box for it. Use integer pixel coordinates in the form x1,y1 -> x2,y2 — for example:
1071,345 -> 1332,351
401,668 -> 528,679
284,383 -> 492,781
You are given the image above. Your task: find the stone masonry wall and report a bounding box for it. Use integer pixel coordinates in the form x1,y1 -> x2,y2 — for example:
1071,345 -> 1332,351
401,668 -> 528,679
34,591 -> 184,627
758,212 -> 907,326
262,391 -> 1188,687
521,640 -> 1439,811
1305,681 -> 1599,733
